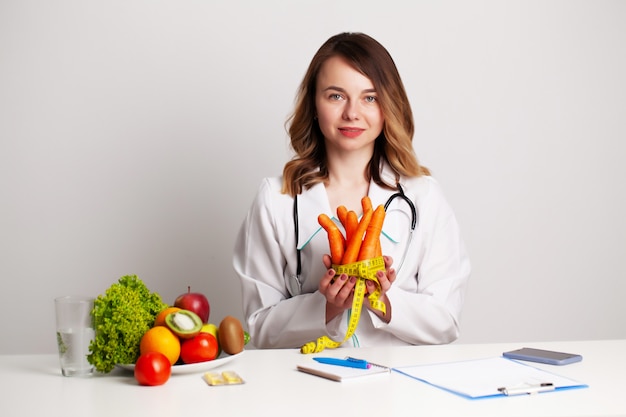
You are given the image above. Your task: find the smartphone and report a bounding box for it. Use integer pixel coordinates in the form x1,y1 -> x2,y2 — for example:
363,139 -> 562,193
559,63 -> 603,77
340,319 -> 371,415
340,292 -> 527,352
502,347 -> 582,365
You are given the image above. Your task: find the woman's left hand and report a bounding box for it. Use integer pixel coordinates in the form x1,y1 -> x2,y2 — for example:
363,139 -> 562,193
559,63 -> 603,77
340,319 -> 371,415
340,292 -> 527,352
365,255 -> 396,322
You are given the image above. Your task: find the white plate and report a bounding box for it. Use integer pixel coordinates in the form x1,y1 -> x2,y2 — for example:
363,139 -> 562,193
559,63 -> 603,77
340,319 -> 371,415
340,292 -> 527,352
117,351 -> 244,375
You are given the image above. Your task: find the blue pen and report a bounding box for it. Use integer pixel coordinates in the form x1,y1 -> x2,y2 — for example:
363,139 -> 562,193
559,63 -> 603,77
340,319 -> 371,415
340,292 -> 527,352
313,357 -> 371,369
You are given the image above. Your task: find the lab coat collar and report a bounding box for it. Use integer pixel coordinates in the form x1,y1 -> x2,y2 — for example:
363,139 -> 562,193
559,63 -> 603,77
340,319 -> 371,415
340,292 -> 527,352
295,182 -> 331,251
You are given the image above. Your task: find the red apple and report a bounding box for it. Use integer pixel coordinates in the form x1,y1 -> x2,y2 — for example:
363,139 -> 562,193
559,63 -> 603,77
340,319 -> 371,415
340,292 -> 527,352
174,287 -> 210,323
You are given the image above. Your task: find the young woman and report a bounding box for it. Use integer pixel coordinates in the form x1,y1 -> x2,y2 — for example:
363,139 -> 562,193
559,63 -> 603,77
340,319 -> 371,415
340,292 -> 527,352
233,32 -> 470,350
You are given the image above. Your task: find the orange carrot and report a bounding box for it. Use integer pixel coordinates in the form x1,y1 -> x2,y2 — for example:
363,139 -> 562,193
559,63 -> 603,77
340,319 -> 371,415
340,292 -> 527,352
336,205 -> 348,228
341,208 -> 372,264
361,196 -> 372,214
345,210 -> 358,245
358,204 -> 386,261
318,214 -> 345,264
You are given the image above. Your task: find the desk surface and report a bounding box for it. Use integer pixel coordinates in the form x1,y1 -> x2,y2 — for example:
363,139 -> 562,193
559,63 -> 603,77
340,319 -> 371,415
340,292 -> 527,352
1,339 -> 624,417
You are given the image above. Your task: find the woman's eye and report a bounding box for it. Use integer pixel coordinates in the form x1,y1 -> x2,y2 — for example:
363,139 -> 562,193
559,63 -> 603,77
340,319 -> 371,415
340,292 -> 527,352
365,96 -> 377,103
330,93 -> 343,100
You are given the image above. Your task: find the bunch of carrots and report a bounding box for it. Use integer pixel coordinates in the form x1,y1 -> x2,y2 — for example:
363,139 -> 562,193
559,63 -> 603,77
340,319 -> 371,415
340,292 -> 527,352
318,196 -> 386,265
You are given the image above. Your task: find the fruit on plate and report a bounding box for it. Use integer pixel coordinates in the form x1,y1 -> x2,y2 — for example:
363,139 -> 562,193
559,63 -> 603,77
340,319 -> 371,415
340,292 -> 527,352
180,333 -> 219,364
165,310 -> 203,339
134,351 -> 171,386
140,326 -> 181,365
174,287 -> 210,323
154,306 -> 181,327
201,323 -> 218,337
218,316 -> 245,355
201,323 -> 222,356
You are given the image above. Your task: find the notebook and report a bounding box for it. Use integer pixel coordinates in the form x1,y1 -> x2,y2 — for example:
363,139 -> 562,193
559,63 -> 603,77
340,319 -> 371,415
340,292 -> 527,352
297,359 -> 390,382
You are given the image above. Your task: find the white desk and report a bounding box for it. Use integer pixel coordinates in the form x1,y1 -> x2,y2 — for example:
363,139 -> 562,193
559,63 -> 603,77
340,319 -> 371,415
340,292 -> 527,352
1,340 -> 624,417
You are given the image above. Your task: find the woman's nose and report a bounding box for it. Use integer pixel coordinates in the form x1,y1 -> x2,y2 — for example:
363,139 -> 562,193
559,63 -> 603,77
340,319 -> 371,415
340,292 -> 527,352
342,101 -> 359,120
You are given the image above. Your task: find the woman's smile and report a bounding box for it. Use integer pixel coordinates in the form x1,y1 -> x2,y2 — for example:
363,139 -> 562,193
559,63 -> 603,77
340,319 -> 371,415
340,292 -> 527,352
338,127 -> 365,138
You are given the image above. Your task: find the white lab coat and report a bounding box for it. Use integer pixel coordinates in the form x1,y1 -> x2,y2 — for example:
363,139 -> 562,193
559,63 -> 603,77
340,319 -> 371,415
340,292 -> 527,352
233,163 -> 470,349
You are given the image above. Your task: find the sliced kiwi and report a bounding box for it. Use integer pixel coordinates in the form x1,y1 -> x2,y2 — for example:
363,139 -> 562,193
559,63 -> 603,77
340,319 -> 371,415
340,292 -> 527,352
165,310 -> 202,339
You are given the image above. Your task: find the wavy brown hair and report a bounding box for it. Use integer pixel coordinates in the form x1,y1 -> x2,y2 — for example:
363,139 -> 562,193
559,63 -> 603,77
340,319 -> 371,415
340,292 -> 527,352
282,32 -> 429,196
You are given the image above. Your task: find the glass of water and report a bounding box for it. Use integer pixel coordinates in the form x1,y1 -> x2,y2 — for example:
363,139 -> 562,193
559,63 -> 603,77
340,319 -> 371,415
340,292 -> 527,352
54,296 -> 95,376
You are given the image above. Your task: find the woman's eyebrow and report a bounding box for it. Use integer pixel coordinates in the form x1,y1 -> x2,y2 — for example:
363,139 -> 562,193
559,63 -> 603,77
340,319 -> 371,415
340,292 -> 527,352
322,85 -> 345,92
322,86 -> 377,94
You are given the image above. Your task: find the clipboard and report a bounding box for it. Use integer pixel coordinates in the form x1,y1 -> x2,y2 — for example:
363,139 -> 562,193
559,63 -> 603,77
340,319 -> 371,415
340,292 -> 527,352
393,357 -> 588,399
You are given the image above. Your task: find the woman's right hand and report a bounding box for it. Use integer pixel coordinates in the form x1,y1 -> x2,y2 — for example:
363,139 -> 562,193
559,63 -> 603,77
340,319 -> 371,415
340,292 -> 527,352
318,254 -> 357,322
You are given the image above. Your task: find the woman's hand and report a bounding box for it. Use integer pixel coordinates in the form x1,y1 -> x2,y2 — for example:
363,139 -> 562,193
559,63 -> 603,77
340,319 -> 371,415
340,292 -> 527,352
319,254 -> 396,323
318,254 -> 357,323
365,255 -> 396,322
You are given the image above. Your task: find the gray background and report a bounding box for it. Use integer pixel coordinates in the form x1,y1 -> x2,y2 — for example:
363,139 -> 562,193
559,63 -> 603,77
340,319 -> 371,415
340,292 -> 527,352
1,0 -> 624,354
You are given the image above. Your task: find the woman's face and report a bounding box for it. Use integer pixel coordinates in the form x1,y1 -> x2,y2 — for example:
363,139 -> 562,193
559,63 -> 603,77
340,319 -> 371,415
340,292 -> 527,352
315,56 -> 384,155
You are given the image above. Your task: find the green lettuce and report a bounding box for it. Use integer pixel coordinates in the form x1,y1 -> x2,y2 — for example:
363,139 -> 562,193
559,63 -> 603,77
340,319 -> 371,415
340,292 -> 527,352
88,275 -> 167,373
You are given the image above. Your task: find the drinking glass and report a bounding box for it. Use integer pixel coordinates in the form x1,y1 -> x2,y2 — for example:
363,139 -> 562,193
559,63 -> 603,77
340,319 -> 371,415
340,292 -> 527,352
54,296 -> 95,376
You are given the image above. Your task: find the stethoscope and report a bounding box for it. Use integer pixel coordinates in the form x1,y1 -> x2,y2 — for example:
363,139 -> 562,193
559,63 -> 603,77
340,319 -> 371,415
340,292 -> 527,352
288,184 -> 418,296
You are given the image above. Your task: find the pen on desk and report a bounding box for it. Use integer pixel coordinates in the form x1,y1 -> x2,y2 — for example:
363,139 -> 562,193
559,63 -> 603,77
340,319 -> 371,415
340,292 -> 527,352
346,356 -> 391,371
498,382 -> 555,396
313,357 -> 371,369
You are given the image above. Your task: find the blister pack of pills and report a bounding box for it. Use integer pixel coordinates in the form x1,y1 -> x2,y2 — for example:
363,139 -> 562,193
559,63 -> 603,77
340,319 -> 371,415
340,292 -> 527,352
203,370 -> 245,386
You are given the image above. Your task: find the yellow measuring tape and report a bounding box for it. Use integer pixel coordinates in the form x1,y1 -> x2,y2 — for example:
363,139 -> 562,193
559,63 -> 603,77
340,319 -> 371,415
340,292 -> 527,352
300,256 -> 386,354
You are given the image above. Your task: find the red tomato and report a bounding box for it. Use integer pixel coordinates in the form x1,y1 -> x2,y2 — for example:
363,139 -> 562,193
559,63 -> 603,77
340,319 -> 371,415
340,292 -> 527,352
180,333 -> 219,364
134,352 -> 172,386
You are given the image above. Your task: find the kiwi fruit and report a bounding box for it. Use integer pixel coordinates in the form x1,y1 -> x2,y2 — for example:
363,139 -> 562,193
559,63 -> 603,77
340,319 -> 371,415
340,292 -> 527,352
218,316 -> 245,355
165,310 -> 202,339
